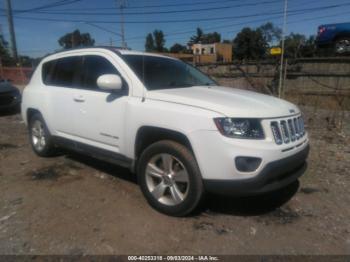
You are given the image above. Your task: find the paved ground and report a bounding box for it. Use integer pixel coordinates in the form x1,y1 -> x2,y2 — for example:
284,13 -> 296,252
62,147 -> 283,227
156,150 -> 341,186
0,107 -> 349,255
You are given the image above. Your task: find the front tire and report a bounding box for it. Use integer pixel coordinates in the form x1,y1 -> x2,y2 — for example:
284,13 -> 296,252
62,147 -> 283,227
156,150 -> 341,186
137,140 -> 204,216
28,113 -> 56,157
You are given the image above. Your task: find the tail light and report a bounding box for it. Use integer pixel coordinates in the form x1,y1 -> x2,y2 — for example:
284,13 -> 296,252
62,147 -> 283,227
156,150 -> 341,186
318,26 -> 326,36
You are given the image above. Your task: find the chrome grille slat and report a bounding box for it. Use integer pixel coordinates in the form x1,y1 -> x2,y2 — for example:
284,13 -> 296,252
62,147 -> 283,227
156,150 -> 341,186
288,119 -> 296,142
293,118 -> 300,139
271,121 -> 283,145
271,115 -> 305,145
280,120 -> 290,143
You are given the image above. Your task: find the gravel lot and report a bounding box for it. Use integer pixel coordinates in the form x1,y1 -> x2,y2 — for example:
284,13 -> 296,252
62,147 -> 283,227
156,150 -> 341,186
0,106 -> 349,255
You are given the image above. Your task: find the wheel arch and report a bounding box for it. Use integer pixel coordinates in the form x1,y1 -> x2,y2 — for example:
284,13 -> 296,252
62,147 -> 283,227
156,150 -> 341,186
134,126 -> 194,161
26,108 -> 41,123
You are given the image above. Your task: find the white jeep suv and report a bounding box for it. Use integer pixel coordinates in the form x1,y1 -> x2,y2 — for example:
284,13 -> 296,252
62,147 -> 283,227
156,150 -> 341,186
22,47 -> 309,216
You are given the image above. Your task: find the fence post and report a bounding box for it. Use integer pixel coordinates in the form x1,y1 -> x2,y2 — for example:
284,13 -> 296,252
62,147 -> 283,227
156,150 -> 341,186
0,57 -> 3,78
282,58 -> 288,98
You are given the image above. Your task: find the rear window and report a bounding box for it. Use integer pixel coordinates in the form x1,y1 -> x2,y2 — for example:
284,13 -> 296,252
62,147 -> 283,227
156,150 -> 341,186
42,56 -> 81,87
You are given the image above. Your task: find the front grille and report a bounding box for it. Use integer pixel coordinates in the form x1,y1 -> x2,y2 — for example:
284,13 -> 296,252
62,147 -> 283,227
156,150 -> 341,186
271,116 -> 305,145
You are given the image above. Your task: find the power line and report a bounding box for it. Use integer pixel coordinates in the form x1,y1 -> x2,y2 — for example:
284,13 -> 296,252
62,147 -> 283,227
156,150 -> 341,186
26,0 -> 253,11
2,2 -> 348,25
12,0 -> 282,16
84,22 -> 121,37
14,0 -> 83,13
18,9 -> 350,54
125,9 -> 350,45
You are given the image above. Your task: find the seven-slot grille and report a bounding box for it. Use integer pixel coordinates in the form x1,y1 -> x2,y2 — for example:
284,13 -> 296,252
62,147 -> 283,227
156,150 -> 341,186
270,116 -> 305,145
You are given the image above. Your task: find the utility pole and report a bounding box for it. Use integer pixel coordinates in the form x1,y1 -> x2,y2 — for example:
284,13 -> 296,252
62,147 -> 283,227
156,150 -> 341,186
5,0 -> 18,61
278,0 -> 288,98
116,0 -> 127,48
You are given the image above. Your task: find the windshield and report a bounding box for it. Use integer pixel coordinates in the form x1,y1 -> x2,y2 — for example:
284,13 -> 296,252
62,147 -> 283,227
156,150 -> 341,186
121,54 -> 216,90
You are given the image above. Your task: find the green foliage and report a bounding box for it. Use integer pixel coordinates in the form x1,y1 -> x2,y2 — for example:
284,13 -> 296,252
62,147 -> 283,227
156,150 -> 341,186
145,30 -> 166,52
153,30 -> 166,52
58,29 -> 95,49
169,43 -> 187,53
0,41 -> 15,66
189,27 -> 221,45
284,33 -> 317,58
145,33 -> 155,52
258,22 -> 282,46
233,27 -> 268,60
189,28 -> 204,45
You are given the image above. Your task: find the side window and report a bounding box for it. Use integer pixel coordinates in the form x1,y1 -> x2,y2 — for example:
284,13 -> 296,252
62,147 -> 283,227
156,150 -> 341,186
51,56 -> 81,87
81,55 -> 120,90
42,60 -> 55,85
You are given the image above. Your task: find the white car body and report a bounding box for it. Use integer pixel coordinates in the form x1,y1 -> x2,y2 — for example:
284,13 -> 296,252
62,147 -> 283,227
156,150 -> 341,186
22,47 -> 309,199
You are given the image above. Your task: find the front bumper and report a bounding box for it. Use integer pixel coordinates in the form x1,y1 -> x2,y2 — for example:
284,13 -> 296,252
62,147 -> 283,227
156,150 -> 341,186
203,144 -> 309,196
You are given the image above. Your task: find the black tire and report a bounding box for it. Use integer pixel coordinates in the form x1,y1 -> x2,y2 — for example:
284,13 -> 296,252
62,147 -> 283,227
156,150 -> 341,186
28,113 -> 56,157
137,140 -> 204,217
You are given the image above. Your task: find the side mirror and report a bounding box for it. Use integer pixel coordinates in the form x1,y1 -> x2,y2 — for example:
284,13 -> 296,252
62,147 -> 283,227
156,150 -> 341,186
97,74 -> 123,91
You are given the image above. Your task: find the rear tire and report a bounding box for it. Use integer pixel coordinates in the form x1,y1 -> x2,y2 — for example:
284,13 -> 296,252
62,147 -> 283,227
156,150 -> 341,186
137,140 -> 204,216
28,113 -> 56,157
334,37 -> 350,55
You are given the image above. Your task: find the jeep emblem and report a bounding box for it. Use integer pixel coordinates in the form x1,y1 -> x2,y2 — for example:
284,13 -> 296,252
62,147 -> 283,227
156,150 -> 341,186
289,109 -> 295,113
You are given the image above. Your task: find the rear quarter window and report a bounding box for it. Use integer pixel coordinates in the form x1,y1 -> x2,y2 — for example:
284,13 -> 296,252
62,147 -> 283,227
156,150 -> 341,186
42,60 -> 55,85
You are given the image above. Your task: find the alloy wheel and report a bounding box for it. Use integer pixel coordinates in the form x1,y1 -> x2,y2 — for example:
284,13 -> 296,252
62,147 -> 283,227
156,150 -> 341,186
145,153 -> 190,206
31,120 -> 46,152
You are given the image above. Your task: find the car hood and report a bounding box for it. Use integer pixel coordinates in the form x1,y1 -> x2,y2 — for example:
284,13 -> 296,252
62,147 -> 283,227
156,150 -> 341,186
146,86 -> 300,118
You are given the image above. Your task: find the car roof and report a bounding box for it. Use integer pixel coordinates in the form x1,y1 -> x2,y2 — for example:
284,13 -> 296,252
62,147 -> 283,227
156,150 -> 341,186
44,46 -> 177,60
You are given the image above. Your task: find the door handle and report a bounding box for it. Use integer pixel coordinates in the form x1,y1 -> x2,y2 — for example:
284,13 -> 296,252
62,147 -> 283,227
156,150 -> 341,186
73,95 -> 85,102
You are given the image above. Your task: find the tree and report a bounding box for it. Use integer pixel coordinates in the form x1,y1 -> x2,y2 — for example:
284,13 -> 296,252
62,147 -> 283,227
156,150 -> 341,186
0,32 -> 14,66
144,30 -> 166,52
233,27 -> 268,60
153,30 -> 166,52
189,27 -> 221,45
189,27 -> 204,45
169,43 -> 187,53
284,33 -> 306,58
203,32 -> 221,44
145,33 -> 154,52
58,29 -> 95,49
258,22 -> 282,47
300,35 -> 317,57
283,33 -> 318,58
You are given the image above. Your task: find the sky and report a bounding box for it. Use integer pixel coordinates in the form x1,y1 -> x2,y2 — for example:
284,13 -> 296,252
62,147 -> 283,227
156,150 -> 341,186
1,0 -> 350,58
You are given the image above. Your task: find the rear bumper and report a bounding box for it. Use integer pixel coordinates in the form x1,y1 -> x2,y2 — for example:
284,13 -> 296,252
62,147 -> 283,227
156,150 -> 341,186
203,144 -> 309,196
0,93 -> 21,111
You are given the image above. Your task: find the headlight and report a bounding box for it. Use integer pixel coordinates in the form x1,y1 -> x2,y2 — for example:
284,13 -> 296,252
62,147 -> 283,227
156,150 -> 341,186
214,118 -> 264,139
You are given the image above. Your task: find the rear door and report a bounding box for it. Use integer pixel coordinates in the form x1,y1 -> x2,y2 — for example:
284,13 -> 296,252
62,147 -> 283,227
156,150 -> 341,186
44,56 -> 82,139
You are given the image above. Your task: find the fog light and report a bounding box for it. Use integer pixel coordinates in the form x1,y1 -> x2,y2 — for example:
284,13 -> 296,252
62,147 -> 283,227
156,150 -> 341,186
235,157 -> 262,172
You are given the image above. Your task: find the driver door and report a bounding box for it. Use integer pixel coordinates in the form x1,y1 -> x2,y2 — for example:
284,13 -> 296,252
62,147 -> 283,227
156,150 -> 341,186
72,54 -> 128,154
